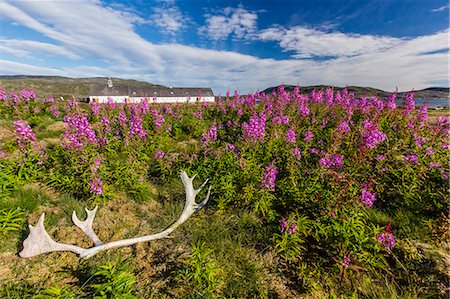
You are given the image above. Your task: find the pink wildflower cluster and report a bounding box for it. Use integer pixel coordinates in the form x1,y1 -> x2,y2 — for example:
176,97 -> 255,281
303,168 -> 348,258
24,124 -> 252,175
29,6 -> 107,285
151,108 -> 165,128
292,148 -> 302,160
89,158 -> 103,195
360,119 -> 386,149
155,150 -> 165,159
376,223 -> 395,251
225,143 -> 236,151
360,189 -> 376,207
303,131 -> 313,141
285,128 -> 296,143
63,114 -> 98,150
21,89 -> 36,100
13,120 -> 38,149
242,113 -> 266,144
319,153 -> 343,169
403,154 -> 418,164
129,113 -> 147,140
342,251 -> 353,268
261,162 -> 278,191
280,217 -> 297,235
201,123 -> 218,146
386,93 -> 397,110
90,101 -> 101,115
337,121 -> 350,134
47,105 -> 59,117
89,177 -> 103,195
402,92 -> 415,115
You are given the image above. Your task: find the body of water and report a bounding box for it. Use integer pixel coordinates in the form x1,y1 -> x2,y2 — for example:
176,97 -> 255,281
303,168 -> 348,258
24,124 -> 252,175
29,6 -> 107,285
411,98 -> 450,107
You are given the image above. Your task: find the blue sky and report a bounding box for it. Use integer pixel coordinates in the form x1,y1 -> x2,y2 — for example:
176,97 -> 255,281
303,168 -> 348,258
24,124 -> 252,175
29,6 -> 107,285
0,0 -> 448,94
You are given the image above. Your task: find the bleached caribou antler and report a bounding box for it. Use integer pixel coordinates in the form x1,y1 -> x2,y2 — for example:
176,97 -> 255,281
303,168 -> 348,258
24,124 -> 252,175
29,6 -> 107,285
19,171 -> 211,259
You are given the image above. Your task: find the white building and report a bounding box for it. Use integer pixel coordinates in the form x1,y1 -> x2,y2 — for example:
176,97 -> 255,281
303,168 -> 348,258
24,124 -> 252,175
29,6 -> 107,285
89,79 -> 215,103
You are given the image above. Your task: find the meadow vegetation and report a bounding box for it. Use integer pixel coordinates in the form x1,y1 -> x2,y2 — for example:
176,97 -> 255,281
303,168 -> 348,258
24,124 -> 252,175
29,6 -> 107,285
0,86 -> 448,298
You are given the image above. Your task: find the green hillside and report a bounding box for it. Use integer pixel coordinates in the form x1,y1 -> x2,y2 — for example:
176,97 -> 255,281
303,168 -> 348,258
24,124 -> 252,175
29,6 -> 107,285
0,76 -> 166,99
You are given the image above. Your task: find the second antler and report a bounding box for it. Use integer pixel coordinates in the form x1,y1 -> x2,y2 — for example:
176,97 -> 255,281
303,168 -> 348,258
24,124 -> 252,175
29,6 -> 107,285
19,171 -> 211,259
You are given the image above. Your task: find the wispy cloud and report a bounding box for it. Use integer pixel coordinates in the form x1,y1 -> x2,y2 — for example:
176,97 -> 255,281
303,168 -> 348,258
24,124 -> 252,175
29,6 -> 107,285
149,4 -> 190,36
198,5 -> 258,40
431,4 -> 449,12
258,26 -> 402,59
0,38 -> 81,60
0,0 -> 447,94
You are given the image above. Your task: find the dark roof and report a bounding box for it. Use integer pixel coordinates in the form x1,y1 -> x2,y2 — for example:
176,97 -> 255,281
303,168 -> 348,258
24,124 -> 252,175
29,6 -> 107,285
90,84 -> 214,97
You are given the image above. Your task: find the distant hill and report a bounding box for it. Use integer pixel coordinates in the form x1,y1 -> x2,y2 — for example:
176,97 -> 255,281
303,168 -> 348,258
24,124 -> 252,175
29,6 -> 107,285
0,76 -> 166,99
0,76 -> 448,100
263,85 -> 450,99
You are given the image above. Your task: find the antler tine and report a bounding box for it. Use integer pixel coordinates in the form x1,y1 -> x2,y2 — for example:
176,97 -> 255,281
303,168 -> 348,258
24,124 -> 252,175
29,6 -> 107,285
19,213 -> 84,258
72,206 -> 103,246
195,178 -> 209,195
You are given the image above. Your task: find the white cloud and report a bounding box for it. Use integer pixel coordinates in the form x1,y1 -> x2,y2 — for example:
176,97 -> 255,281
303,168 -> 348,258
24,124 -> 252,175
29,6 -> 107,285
258,26 -> 403,59
149,5 -> 189,35
199,6 -> 258,40
431,4 -> 449,12
0,38 -> 81,60
0,0 -> 447,94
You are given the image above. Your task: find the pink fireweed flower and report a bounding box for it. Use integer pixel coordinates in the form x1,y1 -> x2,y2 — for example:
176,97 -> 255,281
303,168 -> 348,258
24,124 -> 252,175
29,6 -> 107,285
280,218 -> 288,233
416,105 -> 428,123
118,111 -> 127,126
192,110 -> 203,119
13,120 -> 38,149
261,162 -> 278,191
155,151 -> 165,159
386,93 -> 397,110
129,113 -> 147,140
225,143 -> 236,151
337,121 -> 350,134
139,99 -> 149,115
100,116 -> 111,133
67,98 -> 78,112
91,157 -> 102,172
376,224 -> 395,251
402,92 -> 415,115
430,162 -> 440,168
0,88 -> 6,101
288,223 -> 297,235
319,154 -> 343,169
201,123 -> 218,146
49,105 -> 59,118
21,89 -> 36,100
285,128 -> 296,143
361,119 -> 386,149
292,148 -> 302,160
441,142 -> 450,150
342,254 -> 352,268
360,189 -> 376,207
89,177 -> 103,195
0,151 -> 7,158
403,155 -> 418,164
303,131 -> 313,141
63,114 -> 98,150
377,155 -> 386,161
425,147 -> 435,155
90,101 -> 101,115
272,116 -> 282,125
151,108 -> 165,128
436,116 -> 450,124
242,113 -> 266,144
